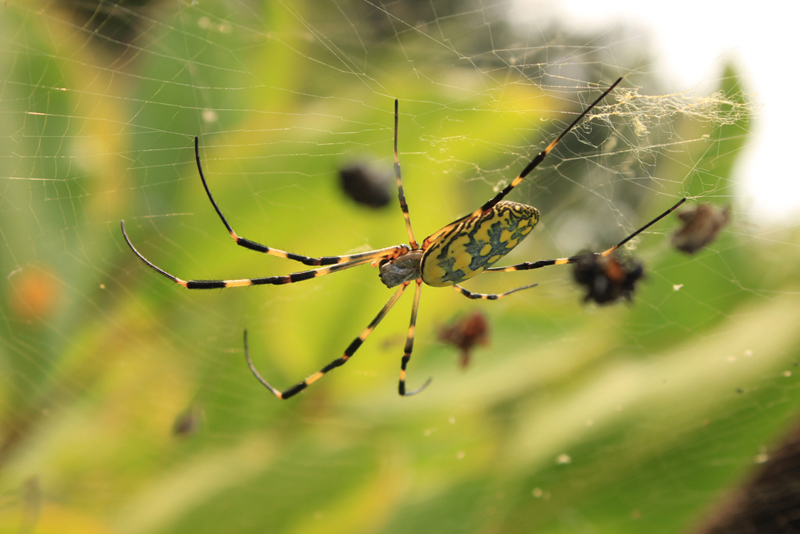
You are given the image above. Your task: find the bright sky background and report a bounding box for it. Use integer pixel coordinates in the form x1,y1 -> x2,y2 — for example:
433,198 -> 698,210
513,0 -> 794,224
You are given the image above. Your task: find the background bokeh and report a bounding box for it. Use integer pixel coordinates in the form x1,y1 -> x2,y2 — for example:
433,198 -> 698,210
1,1 -> 798,533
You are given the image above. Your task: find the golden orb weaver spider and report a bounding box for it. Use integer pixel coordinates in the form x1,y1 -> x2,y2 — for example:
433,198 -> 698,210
121,77 -> 686,400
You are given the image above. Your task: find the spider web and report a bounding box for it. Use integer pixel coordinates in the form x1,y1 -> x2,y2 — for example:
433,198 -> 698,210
1,1 -> 797,533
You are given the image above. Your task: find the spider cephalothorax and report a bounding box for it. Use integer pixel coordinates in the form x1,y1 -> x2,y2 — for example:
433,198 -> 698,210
378,248 -> 422,288
121,77 -> 686,399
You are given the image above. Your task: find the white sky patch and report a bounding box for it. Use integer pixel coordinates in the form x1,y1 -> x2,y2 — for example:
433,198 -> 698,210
510,0 -> 797,224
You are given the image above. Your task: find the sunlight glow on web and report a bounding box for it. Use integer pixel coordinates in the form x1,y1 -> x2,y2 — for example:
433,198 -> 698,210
511,0 -> 794,223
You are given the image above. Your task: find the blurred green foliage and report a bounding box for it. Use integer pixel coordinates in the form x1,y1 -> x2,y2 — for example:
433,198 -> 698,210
1,2 -> 799,534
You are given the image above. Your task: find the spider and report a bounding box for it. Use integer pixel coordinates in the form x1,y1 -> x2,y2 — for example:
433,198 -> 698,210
121,77 -> 686,400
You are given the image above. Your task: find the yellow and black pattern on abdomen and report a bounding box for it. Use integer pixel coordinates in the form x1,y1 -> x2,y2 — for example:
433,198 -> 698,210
421,201 -> 539,287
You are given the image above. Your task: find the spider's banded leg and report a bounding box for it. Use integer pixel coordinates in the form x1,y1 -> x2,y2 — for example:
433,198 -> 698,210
393,100 -> 418,249
421,78 -> 623,249
194,136 -> 371,267
485,197 -> 687,273
452,282 -> 539,300
399,279 -> 432,396
245,282 -> 410,400
121,220 -> 401,289
594,197 -> 687,256
470,78 -> 623,217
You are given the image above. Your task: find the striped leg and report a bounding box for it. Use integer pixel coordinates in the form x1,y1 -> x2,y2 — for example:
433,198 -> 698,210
471,78 -> 623,216
393,100 -> 418,249
244,282 -> 410,400
485,197 -> 687,274
121,220 -> 402,289
194,136 -> 374,267
399,279 -> 432,396
422,78 -> 623,249
452,282 -> 539,300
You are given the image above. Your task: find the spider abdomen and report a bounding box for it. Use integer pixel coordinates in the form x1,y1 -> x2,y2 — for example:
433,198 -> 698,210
421,200 -> 539,287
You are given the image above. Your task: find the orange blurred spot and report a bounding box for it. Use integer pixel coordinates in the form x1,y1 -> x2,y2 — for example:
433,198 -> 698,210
8,267 -> 61,321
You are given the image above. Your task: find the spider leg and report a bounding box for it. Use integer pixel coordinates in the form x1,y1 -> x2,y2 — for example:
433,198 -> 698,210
244,282 -> 411,399
473,78 -> 623,216
121,220 -> 402,289
452,282 -> 539,300
393,100 -> 418,249
485,197 -> 687,273
194,136 -> 376,267
399,279 -> 432,396
422,78 -> 622,248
